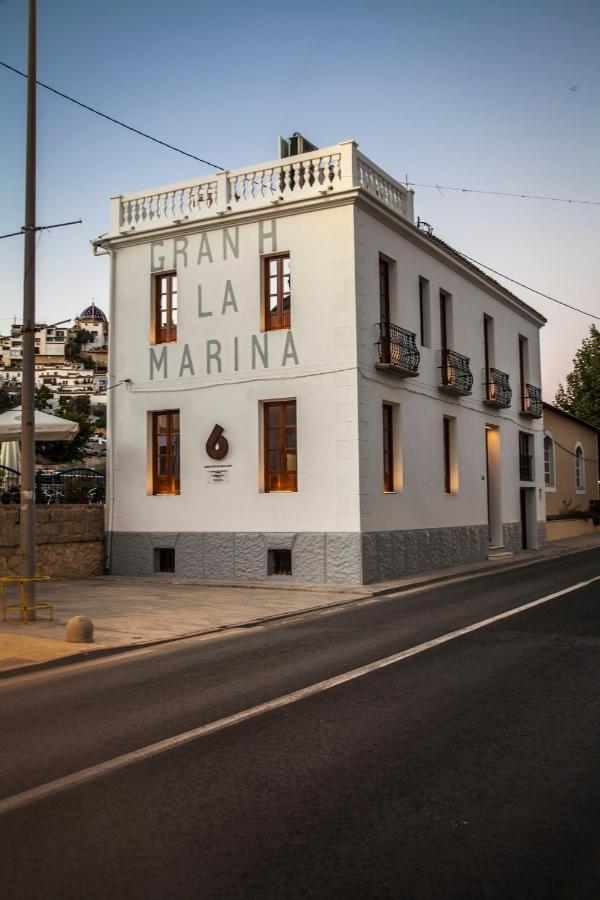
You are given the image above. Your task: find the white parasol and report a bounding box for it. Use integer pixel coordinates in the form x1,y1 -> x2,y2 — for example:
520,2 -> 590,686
0,408 -> 79,443
0,439 -> 21,472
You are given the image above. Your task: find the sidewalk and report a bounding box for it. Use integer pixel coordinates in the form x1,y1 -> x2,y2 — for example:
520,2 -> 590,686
1,532 -> 599,677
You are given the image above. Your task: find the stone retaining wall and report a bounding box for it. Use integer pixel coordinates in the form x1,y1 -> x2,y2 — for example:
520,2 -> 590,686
0,506 -> 105,577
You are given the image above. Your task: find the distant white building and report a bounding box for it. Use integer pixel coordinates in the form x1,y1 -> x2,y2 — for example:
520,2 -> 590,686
72,303 -> 109,351
2,322 -> 68,364
94,136 -> 546,583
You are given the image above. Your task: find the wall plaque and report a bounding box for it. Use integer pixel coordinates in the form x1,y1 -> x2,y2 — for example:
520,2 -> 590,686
205,465 -> 231,484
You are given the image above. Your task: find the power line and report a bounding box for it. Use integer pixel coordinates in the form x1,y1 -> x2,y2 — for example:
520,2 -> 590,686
2,58 -> 597,323
0,218 -> 82,241
0,60 -> 225,172
552,437 -> 598,464
407,181 -> 600,207
2,58 -> 599,207
452,249 -> 599,321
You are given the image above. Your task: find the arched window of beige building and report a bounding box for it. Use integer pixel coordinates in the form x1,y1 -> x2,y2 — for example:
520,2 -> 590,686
575,443 -> 585,492
543,434 -> 555,487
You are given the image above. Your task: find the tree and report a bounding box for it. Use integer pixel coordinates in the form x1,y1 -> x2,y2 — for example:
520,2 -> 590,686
0,388 -> 19,413
35,384 -> 52,410
63,395 -> 90,415
36,403 -> 96,463
555,325 -> 600,428
91,403 -> 106,428
65,329 -> 94,363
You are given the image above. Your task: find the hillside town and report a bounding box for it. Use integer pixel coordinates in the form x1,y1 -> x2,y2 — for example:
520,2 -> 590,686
0,302 -> 108,409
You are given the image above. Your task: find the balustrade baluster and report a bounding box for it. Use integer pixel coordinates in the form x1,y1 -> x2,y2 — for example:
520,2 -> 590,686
327,154 -> 336,184
178,188 -> 187,217
229,175 -> 238,204
280,163 -> 290,194
290,160 -> 299,192
266,167 -> 275,196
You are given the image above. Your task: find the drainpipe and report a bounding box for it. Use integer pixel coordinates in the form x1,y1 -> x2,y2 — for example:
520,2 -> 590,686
92,243 -> 115,571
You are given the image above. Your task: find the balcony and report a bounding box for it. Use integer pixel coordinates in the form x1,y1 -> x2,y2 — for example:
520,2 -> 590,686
439,349 -> 474,395
484,367 -> 512,408
105,141 -> 414,237
376,322 -> 420,377
521,384 -> 542,418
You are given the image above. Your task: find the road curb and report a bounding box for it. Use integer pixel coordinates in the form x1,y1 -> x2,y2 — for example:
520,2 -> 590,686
1,542 -> 598,681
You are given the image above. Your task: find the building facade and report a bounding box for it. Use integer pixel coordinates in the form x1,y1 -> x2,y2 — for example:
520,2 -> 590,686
94,139 -> 546,583
543,402 -> 599,520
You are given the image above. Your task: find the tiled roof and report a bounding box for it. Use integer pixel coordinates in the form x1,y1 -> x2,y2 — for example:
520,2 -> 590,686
543,401 -> 600,433
421,231 -> 546,324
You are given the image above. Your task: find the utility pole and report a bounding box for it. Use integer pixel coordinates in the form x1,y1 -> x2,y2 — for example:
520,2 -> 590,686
20,0 -> 37,617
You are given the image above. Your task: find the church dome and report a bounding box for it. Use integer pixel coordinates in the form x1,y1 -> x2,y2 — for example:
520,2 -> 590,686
79,303 -> 107,322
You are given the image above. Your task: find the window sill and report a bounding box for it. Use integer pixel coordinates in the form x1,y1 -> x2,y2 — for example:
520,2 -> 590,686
263,490 -> 298,495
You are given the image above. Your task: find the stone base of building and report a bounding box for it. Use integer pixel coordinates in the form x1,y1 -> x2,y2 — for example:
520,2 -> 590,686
108,531 -> 363,584
108,523 -> 546,584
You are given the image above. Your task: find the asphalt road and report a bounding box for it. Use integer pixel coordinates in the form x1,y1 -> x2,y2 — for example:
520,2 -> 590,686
1,548 -> 599,899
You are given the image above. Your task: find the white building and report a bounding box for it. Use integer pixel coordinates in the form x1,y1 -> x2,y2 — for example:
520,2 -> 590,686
2,322 -> 68,364
72,303 -> 109,351
93,137 -> 546,583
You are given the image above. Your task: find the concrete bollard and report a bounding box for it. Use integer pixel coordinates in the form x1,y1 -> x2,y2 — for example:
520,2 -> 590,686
66,615 -> 94,643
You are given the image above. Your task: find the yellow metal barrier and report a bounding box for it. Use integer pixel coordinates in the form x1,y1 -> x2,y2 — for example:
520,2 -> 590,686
1,576 -> 53,624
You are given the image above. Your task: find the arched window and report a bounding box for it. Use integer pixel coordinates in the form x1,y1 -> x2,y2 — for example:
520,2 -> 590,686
543,434 -> 555,486
575,443 -> 585,492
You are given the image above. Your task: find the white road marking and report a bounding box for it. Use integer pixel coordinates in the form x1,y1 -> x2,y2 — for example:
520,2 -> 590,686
1,574 -> 598,816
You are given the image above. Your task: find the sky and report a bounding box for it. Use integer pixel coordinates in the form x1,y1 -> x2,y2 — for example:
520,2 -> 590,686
1,0 -> 598,397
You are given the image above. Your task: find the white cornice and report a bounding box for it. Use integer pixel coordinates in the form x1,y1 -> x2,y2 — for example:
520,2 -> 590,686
92,190 -> 360,252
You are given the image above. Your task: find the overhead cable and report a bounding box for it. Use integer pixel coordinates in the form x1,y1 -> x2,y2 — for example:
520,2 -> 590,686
452,250 -> 599,321
407,182 -> 600,207
2,59 -> 598,322
0,60 -> 225,171
2,59 -> 598,206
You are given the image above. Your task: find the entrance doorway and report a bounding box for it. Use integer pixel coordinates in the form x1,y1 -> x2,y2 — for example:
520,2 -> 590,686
485,425 -> 503,547
520,487 -> 538,550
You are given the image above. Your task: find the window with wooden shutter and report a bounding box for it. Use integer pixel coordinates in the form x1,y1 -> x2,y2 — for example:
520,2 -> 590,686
152,410 -> 180,495
264,254 -> 291,331
154,273 -> 177,344
263,400 -> 297,492
382,403 -> 394,492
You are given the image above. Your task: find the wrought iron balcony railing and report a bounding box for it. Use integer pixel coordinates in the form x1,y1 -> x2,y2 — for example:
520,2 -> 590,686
521,383 -> 543,418
484,367 -> 512,408
376,321 -> 420,377
439,348 -> 474,395
519,453 -> 534,482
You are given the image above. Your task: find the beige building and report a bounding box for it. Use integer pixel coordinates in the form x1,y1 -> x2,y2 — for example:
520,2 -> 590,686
543,402 -> 599,538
